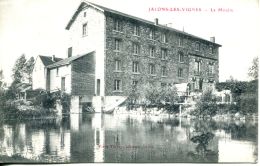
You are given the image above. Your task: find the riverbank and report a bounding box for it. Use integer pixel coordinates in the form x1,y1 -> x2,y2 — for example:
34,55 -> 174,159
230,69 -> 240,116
113,106 -> 258,121
0,154 -> 37,163
0,99 -> 57,122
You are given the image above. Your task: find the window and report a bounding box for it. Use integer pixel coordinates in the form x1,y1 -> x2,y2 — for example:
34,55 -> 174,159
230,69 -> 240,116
97,79 -> 100,96
149,46 -> 155,57
161,48 -> 167,60
195,61 -> 201,75
209,64 -> 214,75
132,43 -> 140,55
61,77 -> 65,91
113,19 -> 122,31
149,28 -> 155,40
161,32 -> 167,43
161,83 -> 166,87
114,80 -> 121,91
161,66 -> 166,76
84,12 -> 86,17
56,68 -> 59,76
132,61 -> 139,73
133,25 -> 140,36
178,68 -> 183,78
195,42 -> 200,51
82,23 -> 88,36
68,47 -> 72,57
209,46 -> 214,54
115,60 -> 121,71
149,64 -> 155,75
132,80 -> 138,87
114,39 -> 121,51
179,37 -> 183,47
178,52 -> 184,62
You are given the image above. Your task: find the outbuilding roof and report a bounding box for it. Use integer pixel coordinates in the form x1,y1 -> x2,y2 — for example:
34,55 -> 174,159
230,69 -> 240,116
39,55 -> 63,66
46,51 -> 95,69
65,1 -> 221,46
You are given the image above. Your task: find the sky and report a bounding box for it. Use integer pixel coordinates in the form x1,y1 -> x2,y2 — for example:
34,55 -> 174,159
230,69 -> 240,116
0,0 -> 259,84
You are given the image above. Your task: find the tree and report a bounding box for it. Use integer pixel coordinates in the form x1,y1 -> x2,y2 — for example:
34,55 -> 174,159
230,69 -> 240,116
192,89 -> 218,118
12,54 -> 27,84
248,56 -> 258,80
23,56 -> 35,84
0,68 -> 4,89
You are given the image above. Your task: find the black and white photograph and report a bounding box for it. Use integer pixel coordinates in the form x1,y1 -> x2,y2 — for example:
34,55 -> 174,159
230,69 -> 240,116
0,0 -> 259,163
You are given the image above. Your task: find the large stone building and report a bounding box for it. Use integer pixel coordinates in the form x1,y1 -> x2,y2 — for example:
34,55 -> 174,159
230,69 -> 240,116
33,1 -> 221,111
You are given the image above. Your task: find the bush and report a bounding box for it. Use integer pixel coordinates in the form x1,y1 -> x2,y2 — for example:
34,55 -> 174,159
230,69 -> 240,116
239,94 -> 258,115
126,83 -> 179,111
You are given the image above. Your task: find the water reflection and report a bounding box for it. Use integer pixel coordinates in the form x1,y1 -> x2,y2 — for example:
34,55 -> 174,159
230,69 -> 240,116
0,113 -> 257,163
92,113 -> 104,162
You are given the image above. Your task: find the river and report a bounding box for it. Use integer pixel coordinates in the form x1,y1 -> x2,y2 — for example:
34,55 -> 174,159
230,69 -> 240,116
0,113 -> 257,163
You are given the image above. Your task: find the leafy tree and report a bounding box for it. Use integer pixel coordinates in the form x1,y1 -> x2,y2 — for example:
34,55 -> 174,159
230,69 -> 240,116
192,89 -> 218,118
23,56 -> 35,84
12,54 -> 27,84
248,56 -> 258,80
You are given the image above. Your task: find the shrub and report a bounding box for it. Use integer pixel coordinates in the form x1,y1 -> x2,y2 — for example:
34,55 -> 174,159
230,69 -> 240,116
239,94 -> 258,115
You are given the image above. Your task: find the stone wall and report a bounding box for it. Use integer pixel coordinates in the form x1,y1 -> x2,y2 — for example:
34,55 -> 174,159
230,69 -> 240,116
104,13 -> 220,96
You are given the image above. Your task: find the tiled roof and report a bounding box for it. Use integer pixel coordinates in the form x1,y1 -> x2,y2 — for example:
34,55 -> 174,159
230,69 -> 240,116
47,51 -> 95,69
65,1 -> 221,46
39,56 -> 63,66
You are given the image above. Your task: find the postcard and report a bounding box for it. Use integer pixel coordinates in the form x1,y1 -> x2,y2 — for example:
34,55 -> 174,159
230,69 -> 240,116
0,0 -> 258,164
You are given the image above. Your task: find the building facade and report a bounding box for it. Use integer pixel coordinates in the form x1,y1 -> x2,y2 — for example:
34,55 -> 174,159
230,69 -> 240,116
32,55 -> 63,90
33,1 -> 221,111
64,1 -> 221,105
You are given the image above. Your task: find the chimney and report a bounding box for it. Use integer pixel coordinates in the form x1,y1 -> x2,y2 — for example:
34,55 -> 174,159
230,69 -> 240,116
52,55 -> 55,61
154,18 -> 159,25
210,37 -> 215,43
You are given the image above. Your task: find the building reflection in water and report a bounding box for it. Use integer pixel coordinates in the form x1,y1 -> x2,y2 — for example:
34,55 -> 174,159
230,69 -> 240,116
70,105 -> 83,131
92,113 -> 105,162
0,114 -> 258,163
2,125 -> 14,156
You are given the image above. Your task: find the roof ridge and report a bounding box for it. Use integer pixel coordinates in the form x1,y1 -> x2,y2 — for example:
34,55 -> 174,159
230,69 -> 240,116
65,1 -> 221,46
46,51 -> 95,69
